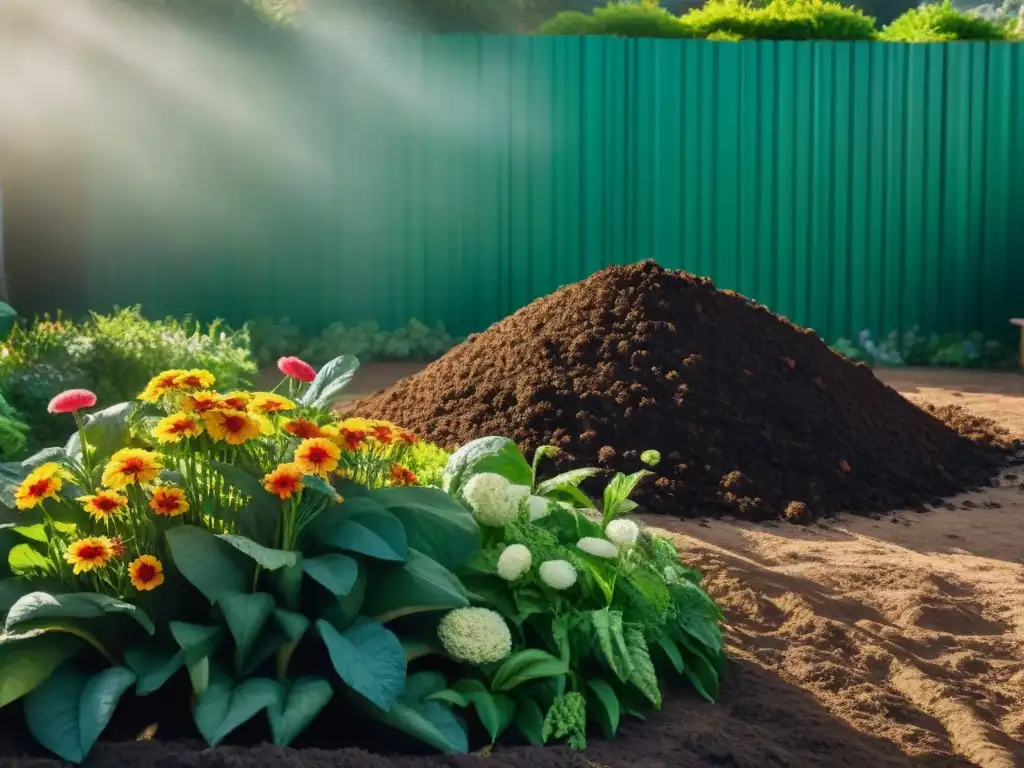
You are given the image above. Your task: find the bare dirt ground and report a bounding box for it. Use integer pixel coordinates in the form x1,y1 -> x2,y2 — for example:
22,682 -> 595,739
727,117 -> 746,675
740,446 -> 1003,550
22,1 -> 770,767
344,364 -> 1024,767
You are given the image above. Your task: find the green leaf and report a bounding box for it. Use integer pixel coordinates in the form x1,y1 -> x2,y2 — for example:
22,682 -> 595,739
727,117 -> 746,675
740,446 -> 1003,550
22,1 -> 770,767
24,663 -> 136,763
443,437 -> 532,497
602,470 -> 651,519
267,677 -> 333,747
536,467 -> 601,498
300,354 -> 359,410
5,592 -> 154,635
274,562 -> 304,611
301,554 -> 358,597
586,678 -> 621,737
306,498 -> 407,562
370,487 -> 480,570
0,578 -> 29,612
624,627 -> 662,708
402,638 -> 439,662
209,462 -> 279,542
678,613 -> 725,658
194,671 -> 283,746
124,643 -> 185,696
591,609 -> 633,682
678,646 -> 720,703
8,542 -> 51,575
530,445 -> 559,488
513,696 -> 545,746
451,679 -> 514,743
216,535 -> 298,571
65,403 -> 133,462
365,671 -> 468,754
168,622 -> 223,666
320,565 -> 367,631
273,609 -> 310,642
316,619 -> 406,711
165,525 -> 251,603
241,625 -> 288,677
363,549 -> 468,623
427,688 -> 467,707
218,592 -> 275,672
491,649 -> 568,693
0,633 -> 81,706
653,634 -> 685,675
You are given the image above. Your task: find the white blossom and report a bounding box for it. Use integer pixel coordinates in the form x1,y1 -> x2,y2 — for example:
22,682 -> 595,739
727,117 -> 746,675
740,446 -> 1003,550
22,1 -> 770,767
605,519 -> 639,548
462,473 -> 518,527
539,559 -> 578,590
497,544 -> 532,581
437,607 -> 512,665
576,537 -> 618,559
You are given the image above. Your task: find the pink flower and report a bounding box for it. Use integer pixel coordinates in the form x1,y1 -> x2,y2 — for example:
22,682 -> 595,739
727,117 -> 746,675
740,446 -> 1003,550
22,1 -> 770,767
278,356 -> 316,383
47,389 -> 97,414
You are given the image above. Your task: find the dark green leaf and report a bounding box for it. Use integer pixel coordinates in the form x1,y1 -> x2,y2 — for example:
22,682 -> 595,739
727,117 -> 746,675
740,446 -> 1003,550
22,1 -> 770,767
364,671 -> 468,754
316,619 -> 406,711
513,696 -> 545,746
301,554 -> 358,597
491,649 -> 568,693
267,677 -> 333,747
0,578 -> 29,612
586,678 -> 620,738
363,549 -> 467,623
218,593 -> 275,672
165,525 -> 251,603
273,609 -> 310,642
678,614 -> 725,658
0,633 -> 81,706
451,679 -> 514,743
590,609 -> 633,682
370,486 -> 480,570
300,355 -> 359,410
217,535 -> 297,571
653,634 -> 685,675
169,622 -> 223,666
320,565 -> 367,631
124,642 -> 185,696
194,671 -> 283,746
5,592 -> 154,635
624,627 -> 662,708
679,646 -> 720,703
306,498 -> 407,562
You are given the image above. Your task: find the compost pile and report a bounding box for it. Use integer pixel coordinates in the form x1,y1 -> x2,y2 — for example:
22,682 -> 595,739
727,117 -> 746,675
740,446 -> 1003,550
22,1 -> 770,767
357,262 -> 1007,521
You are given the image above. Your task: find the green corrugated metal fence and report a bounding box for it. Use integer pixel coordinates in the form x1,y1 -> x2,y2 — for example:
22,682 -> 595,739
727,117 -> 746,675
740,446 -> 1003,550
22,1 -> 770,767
11,38 -> 1024,343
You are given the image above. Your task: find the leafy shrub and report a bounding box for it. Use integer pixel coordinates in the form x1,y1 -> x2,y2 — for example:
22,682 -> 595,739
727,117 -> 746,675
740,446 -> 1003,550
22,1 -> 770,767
0,308 -> 256,449
0,360 -> 723,760
246,317 -> 304,367
831,328 -> 1015,369
880,0 -> 1011,39
303,319 -> 459,367
0,392 -> 30,460
540,2 -> 693,36
680,0 -> 878,40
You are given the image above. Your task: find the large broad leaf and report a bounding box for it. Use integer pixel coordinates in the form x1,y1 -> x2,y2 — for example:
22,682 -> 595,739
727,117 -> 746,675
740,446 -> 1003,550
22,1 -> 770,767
8,542 -> 52,576
64,403 -> 133,462
217,535 -> 298,571
301,554 -> 358,597
24,663 -> 136,763
165,525 -> 251,603
449,679 -> 514,743
624,627 -> 662,708
586,678 -> 621,738
305,498 -> 407,563
124,642 -> 185,696
365,671 -> 468,754
443,437 -> 532,498
299,354 -> 359,410
676,643 -> 720,703
0,632 -> 82,706
169,622 -> 223,666
513,696 -> 546,746
653,633 -> 685,675
320,566 -> 367,631
362,549 -> 467,623
218,592 -> 276,672
369,487 -> 480,570
267,676 -> 333,747
0,577 -> 29,612
316,619 -> 406,711
490,649 -> 568,693
194,670 -> 283,747
5,592 -> 154,635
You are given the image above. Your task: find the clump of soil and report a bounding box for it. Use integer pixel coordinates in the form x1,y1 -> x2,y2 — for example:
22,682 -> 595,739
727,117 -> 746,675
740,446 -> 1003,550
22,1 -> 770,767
357,261 -> 1007,521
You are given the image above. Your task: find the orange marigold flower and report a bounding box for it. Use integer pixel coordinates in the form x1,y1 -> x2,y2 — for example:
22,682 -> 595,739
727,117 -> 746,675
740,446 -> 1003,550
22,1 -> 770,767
174,369 -> 216,391
247,393 -> 296,415
294,437 -> 341,476
219,391 -> 251,411
335,427 -> 367,451
153,412 -> 204,444
129,555 -> 164,591
263,463 -> 305,499
203,409 -> 262,445
149,486 -> 189,517
283,418 -> 325,440
138,369 -> 186,402
369,423 -> 396,445
395,428 -> 418,445
77,490 -> 129,521
102,448 -> 163,489
180,391 -> 223,414
65,536 -> 115,574
389,463 -> 418,487
15,463 -> 64,510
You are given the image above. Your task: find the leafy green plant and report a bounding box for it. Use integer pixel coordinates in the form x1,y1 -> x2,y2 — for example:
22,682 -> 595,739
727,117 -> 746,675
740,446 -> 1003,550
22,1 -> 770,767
680,0 -> 878,39
831,327 -> 1015,369
432,439 -> 725,750
246,317 -> 304,367
540,2 -> 693,36
880,0 -> 1012,39
303,319 -> 459,367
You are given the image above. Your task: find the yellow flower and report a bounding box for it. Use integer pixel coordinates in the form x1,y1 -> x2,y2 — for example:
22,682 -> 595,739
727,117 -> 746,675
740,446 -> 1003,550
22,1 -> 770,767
283,418 -> 326,440
15,463 -> 64,510
149,486 -> 189,517
77,490 -> 128,521
129,555 -> 164,591
203,409 -> 261,445
65,536 -> 115,574
180,391 -> 223,414
102,449 -> 163,489
153,412 -> 204,444
138,369 -> 186,402
294,437 -> 341,476
262,463 -> 305,500
247,393 -> 296,415
219,391 -> 251,411
174,369 -> 216,391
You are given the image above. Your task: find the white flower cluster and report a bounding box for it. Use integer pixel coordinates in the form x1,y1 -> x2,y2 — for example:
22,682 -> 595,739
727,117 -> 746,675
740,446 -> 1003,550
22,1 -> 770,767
497,544 -> 532,581
462,473 -> 520,527
576,537 -> 618,559
539,559 -> 577,590
437,607 -> 512,665
605,519 -> 639,547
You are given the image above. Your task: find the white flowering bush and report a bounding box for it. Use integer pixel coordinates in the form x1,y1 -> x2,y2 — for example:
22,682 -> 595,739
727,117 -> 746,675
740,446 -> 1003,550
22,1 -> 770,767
433,437 -> 726,752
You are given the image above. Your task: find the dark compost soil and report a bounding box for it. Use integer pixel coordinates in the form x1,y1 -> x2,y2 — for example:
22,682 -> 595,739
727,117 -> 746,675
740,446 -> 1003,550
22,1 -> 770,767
356,262 -> 1010,521
0,659 -> 970,768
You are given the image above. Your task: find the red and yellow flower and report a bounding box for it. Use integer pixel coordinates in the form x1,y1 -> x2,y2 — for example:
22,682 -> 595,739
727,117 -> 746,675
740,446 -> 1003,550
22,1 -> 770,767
65,536 -> 115,574
202,409 -> 262,445
149,486 -> 189,517
283,418 -> 325,440
247,393 -> 296,416
153,412 -> 204,444
138,369 -> 186,402
219,391 -> 251,411
294,437 -> 341,476
77,490 -> 129,521
395,428 -> 418,445
180,391 -> 223,414
129,555 -> 164,591
102,449 -> 163,489
369,422 -> 396,445
15,463 -> 64,510
262,463 -> 305,499
389,463 -> 418,487
174,369 -> 216,391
